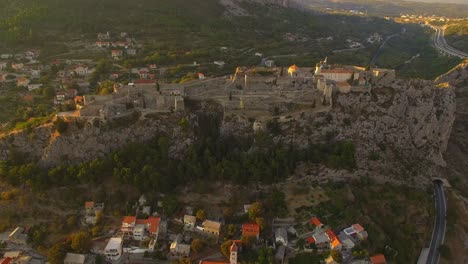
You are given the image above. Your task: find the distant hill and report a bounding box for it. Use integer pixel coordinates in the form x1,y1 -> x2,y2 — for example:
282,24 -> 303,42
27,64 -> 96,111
406,0 -> 468,5
293,0 -> 468,17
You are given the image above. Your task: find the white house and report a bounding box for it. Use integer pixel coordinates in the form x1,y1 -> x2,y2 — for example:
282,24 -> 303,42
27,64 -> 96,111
104,237 -> 123,261
74,65 -> 90,76
183,215 -> 196,229
275,228 -> 288,246
27,84 -> 43,91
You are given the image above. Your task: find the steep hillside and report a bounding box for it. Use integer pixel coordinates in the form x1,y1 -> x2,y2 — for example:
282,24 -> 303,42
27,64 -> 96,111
0,74 -> 456,187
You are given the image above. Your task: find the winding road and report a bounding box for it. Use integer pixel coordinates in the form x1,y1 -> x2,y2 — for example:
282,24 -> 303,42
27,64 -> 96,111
426,180 -> 447,264
429,25 -> 468,59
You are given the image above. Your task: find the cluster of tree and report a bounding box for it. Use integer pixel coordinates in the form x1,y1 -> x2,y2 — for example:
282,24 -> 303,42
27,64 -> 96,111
47,231 -> 91,264
0,130 -> 355,196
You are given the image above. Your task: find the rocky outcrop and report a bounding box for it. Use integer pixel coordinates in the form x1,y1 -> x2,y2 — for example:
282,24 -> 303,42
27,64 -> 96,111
0,113 -> 188,166
220,76 -> 457,185
0,67 -> 461,185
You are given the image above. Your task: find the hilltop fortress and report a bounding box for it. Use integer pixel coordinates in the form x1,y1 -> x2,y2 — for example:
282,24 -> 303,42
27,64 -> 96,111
69,59 -> 396,123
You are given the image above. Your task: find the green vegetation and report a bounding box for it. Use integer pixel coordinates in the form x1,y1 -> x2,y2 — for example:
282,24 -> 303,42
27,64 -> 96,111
373,24 -> 461,79
0,83 -> 55,131
445,21 -> 468,53
298,180 -> 433,263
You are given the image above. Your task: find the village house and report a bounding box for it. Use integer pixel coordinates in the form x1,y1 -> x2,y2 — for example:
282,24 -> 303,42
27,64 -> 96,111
16,78 -> 30,87
343,223 -> 368,241
326,230 -> 342,250
0,62 -> 7,70
264,60 -> 275,68
275,228 -> 288,246
2,251 -> 32,264
183,215 -> 196,229
27,84 -> 42,92
242,223 -> 260,239
104,237 -> 123,261
126,48 -> 137,56
73,64 -> 91,77
96,41 -> 111,48
111,50 -> 123,59
64,253 -> 85,264
312,232 -> 330,249
370,254 -> 387,264
11,63 -> 24,71
84,201 -> 104,225
310,217 -> 324,229
120,216 -> 161,241
201,220 -> 221,236
97,32 -> 110,40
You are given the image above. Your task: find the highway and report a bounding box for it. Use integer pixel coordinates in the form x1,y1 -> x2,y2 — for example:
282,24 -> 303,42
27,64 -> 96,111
426,180 -> 447,264
430,25 -> 468,59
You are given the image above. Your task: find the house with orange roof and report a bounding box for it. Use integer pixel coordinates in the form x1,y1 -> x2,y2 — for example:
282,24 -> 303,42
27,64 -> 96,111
288,64 -> 299,76
370,254 -> 386,264
121,216 -> 161,241
309,217 -> 324,229
326,230 -> 342,250
242,223 -> 260,239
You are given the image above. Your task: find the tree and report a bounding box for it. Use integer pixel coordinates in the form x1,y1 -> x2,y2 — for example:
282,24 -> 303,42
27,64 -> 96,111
226,224 -> 236,239
48,242 -> 68,264
54,118 -> 68,134
162,196 -> 179,216
248,202 -> 264,220
255,217 -> 265,230
223,207 -> 234,221
98,80 -> 115,95
220,240 -> 232,258
196,209 -> 206,221
66,215 -> 77,229
70,231 -> 91,253
191,239 -> 205,253
331,250 -> 343,262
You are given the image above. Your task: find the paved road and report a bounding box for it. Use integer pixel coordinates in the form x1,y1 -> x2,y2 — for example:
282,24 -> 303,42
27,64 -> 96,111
370,33 -> 400,66
426,180 -> 447,264
429,25 -> 468,59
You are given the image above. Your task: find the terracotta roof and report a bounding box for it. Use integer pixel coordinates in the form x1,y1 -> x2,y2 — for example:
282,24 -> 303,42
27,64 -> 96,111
370,254 -> 386,264
353,223 -> 365,232
0,257 -> 13,264
147,216 -> 160,234
230,241 -> 238,252
242,223 -> 260,237
310,217 -> 322,226
306,236 -> 315,244
288,64 -> 299,71
321,69 -> 354,74
326,229 -> 341,249
85,201 -> 94,209
122,216 -> 136,225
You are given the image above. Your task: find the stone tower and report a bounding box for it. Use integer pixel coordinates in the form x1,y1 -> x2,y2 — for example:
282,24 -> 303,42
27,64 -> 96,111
229,242 -> 238,264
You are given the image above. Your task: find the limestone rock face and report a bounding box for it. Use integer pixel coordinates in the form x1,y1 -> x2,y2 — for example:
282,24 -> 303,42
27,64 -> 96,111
0,114 -> 186,166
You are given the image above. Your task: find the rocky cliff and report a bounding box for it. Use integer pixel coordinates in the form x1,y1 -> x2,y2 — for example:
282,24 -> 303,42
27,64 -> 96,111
0,70 -> 459,185
0,113 -> 191,166
221,76 -> 457,185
